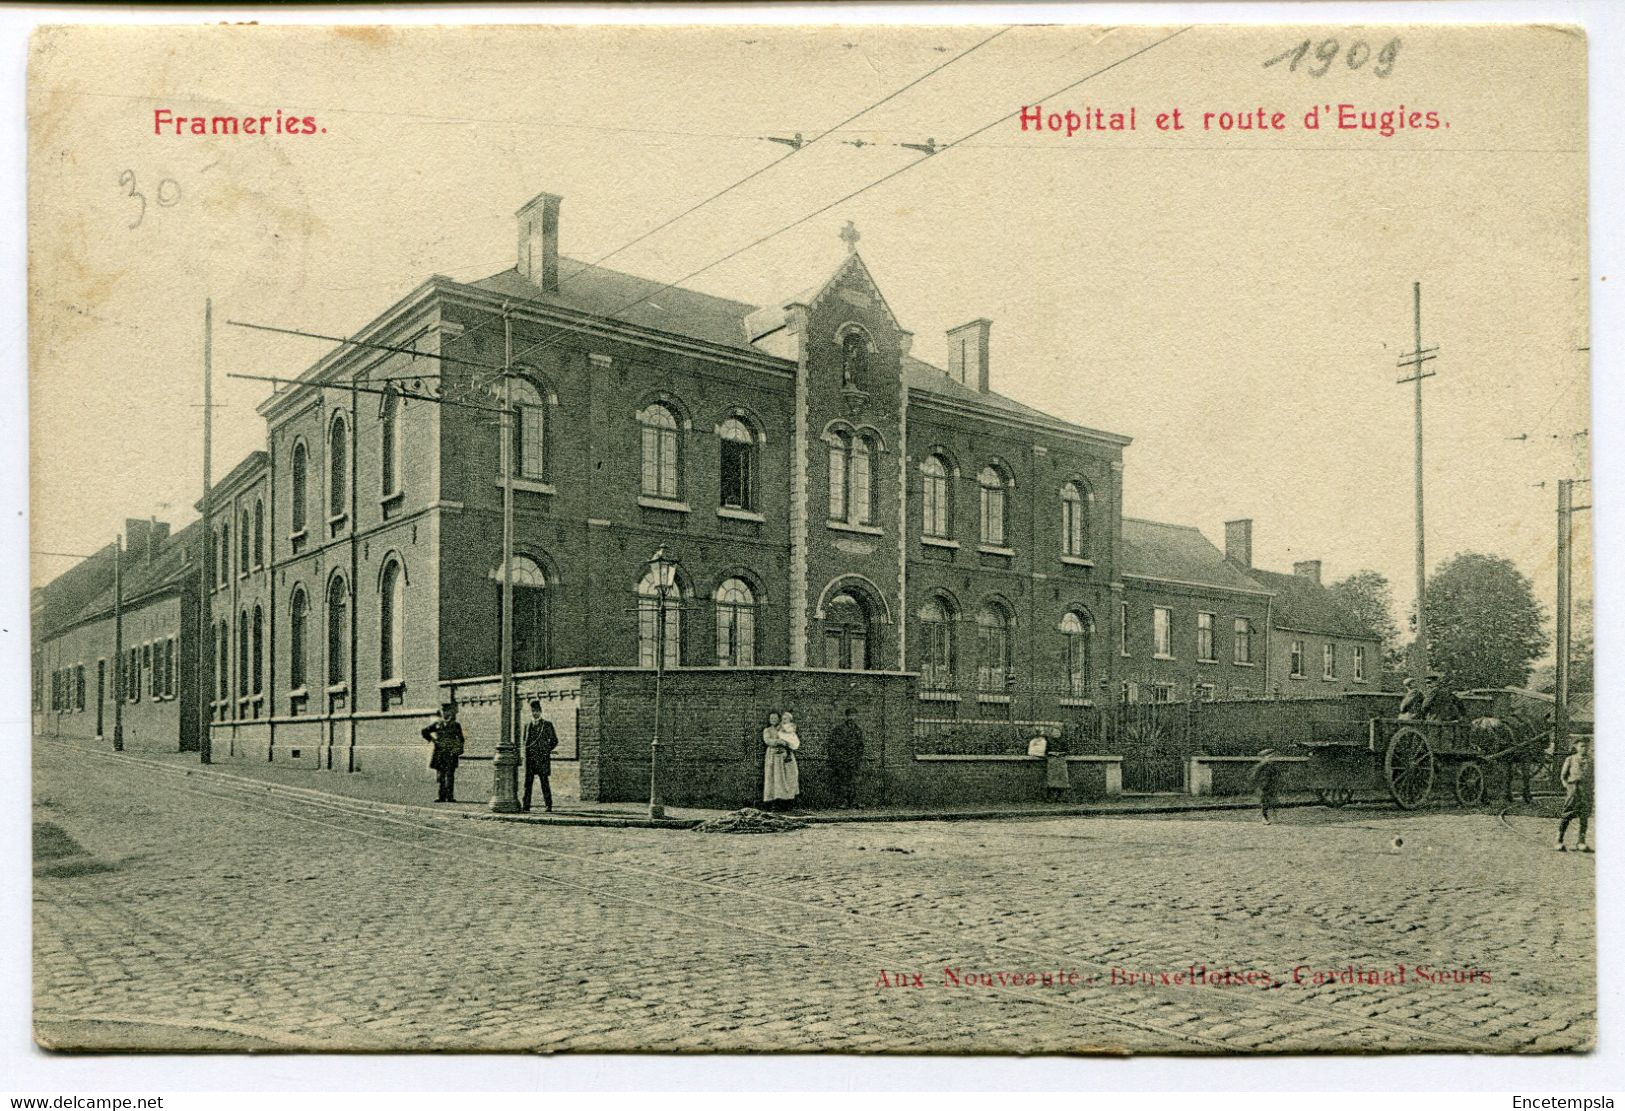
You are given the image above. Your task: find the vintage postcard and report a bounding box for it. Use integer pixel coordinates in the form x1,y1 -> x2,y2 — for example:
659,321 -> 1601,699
27,20 -> 1592,1055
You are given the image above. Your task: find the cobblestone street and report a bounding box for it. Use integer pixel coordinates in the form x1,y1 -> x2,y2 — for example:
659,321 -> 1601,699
33,737 -> 1595,1054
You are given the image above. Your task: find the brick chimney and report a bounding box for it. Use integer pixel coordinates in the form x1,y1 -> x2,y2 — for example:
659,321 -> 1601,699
946,319 -> 992,393
516,191 -> 563,293
1224,519 -> 1253,568
1293,560 -> 1322,585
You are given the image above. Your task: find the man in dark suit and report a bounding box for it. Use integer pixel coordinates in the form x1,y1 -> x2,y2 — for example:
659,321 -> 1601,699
523,699 -> 559,812
422,702 -> 465,803
827,709 -> 865,809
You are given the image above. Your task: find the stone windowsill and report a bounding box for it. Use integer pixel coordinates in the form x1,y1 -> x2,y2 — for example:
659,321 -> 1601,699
378,678 -> 405,691
381,490 -> 407,508
1197,657 -> 1219,666
917,690 -> 961,702
827,519 -> 883,536
719,506 -> 766,523
921,535 -> 960,550
495,478 -> 556,496
1058,697 -> 1095,707
325,682 -> 350,696
637,495 -> 691,514
1059,555 -> 1095,568
977,543 -> 1016,558
1153,653 -> 1175,661
288,687 -> 309,700
976,693 -> 1012,704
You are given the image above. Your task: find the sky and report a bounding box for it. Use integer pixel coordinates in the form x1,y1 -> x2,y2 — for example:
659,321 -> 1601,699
27,21 -> 1591,640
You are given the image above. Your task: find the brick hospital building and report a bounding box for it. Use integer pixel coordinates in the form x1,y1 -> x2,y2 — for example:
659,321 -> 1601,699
33,190 -> 1380,803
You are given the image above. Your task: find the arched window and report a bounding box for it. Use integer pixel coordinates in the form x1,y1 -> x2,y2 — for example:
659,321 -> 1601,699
239,508 -> 251,575
237,610 -> 249,697
511,378 -> 545,481
291,440 -> 308,534
1060,610 -> 1093,698
921,454 -> 951,538
220,522 -> 230,584
253,498 -> 264,567
841,331 -> 868,389
492,555 -> 548,673
1061,481 -> 1090,557
252,605 -> 265,695
919,596 -> 956,690
975,604 -> 1012,693
851,436 -> 872,524
826,430 -> 875,525
380,559 -> 404,682
289,587 -> 307,690
719,418 -> 757,511
637,567 -> 682,668
327,575 -> 349,685
822,590 -> 872,671
828,431 -> 850,521
638,403 -> 680,499
979,465 -> 1008,546
215,619 -> 228,703
380,386 -> 401,495
715,578 -> 756,666
328,414 -> 348,520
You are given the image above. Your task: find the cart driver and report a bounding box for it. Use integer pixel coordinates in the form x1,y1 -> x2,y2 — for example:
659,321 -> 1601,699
1420,671 -> 1466,723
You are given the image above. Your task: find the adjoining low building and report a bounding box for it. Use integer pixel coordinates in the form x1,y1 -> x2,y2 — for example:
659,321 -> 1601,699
1219,519 -> 1382,698
32,518 -> 202,754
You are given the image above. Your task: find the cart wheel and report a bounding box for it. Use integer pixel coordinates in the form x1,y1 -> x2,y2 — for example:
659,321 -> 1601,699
1385,727 -> 1435,810
1328,788 -> 1354,808
1454,761 -> 1486,807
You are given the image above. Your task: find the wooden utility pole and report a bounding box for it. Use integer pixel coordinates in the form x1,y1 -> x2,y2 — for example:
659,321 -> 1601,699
112,532 -> 123,751
1553,478 -> 1590,754
1396,282 -> 1439,679
200,299 -> 213,764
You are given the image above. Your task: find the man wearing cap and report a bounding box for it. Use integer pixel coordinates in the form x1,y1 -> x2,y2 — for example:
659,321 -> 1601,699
422,702 -> 466,803
1556,736 -> 1593,853
1397,676 -> 1423,720
522,699 -> 559,813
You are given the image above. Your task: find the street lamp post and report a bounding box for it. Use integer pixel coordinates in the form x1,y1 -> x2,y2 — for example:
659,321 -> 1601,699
491,307 -> 521,814
647,545 -> 679,820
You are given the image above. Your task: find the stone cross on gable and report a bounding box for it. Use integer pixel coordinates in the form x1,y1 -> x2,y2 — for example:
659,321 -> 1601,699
839,220 -> 861,253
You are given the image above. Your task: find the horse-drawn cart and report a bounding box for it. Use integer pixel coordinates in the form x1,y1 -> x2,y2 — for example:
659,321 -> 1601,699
1303,717 -> 1531,809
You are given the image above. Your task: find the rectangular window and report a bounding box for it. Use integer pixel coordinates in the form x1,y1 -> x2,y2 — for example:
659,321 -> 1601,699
1197,612 -> 1216,662
75,665 -> 85,711
1323,643 -> 1337,680
1290,640 -> 1305,679
167,637 -> 177,697
1354,646 -> 1367,681
1198,683 -> 1217,702
851,444 -> 872,524
1153,607 -> 1173,658
1119,602 -> 1130,656
721,438 -> 752,510
1233,617 -> 1253,664
1152,683 -> 1175,704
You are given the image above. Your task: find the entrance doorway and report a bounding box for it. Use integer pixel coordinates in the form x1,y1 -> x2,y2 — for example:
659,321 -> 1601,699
822,591 -> 872,670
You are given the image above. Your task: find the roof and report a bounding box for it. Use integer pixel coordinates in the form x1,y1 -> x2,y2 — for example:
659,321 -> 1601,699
903,356 -> 1129,444
40,521 -> 201,640
1119,518 -> 1271,594
473,258 -> 1129,445
194,451 -> 269,511
1246,566 -> 1378,640
471,260 -> 765,354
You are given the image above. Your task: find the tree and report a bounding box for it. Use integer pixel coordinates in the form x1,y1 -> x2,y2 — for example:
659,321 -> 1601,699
1327,570 -> 1404,682
1422,552 -> 1549,690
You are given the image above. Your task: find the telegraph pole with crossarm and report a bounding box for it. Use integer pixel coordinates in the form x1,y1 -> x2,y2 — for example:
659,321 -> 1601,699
1396,281 -> 1439,680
